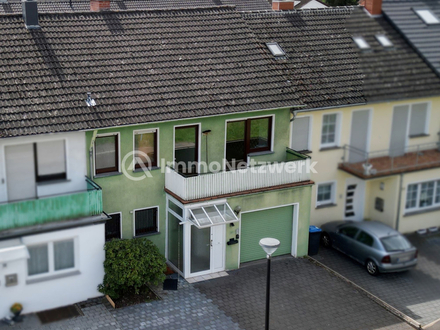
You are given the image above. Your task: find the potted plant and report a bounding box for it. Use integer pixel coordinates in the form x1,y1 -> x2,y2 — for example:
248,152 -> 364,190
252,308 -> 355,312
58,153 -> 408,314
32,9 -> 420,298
10,303 -> 23,322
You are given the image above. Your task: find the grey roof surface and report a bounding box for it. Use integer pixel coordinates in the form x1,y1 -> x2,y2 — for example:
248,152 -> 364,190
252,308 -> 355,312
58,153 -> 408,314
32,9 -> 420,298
382,0 -> 440,76
242,7 -> 440,108
0,7 -> 301,138
0,0 -> 272,14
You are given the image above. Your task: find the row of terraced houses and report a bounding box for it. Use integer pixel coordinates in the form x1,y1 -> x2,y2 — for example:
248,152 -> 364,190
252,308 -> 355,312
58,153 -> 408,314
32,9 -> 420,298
0,0 -> 439,318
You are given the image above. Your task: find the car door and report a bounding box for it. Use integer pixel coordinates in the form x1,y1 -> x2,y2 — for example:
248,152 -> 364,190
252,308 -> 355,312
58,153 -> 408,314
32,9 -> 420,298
351,230 -> 375,264
333,225 -> 359,257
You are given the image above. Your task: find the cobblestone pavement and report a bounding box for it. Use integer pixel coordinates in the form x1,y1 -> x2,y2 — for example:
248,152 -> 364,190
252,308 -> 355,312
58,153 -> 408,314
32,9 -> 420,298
195,256 -> 412,330
313,232 -> 440,326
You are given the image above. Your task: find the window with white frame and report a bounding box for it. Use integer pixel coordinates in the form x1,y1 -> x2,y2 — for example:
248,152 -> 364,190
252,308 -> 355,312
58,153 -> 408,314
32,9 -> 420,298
134,207 -> 158,236
405,180 -> 440,211
321,114 -> 339,147
95,134 -> 119,175
317,182 -> 335,206
27,239 -> 75,277
409,103 -> 429,136
134,129 -> 158,169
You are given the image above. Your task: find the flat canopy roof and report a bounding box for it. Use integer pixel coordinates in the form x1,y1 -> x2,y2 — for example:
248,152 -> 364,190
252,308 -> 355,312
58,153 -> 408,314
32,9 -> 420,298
188,203 -> 238,228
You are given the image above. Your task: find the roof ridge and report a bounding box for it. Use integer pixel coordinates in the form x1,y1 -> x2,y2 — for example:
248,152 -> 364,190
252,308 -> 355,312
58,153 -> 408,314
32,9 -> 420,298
242,5 -> 357,16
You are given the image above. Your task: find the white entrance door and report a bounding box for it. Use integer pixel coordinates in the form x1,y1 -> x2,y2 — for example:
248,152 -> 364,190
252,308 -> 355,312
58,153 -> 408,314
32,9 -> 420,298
344,178 -> 365,221
189,224 -> 225,276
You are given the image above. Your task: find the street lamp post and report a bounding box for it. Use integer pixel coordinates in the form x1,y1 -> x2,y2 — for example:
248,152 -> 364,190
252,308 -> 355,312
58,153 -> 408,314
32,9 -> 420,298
259,238 -> 280,330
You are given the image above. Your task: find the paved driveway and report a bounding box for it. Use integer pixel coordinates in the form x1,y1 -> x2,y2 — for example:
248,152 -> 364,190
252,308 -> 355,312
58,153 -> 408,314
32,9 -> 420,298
313,232 -> 440,327
195,256 -> 412,330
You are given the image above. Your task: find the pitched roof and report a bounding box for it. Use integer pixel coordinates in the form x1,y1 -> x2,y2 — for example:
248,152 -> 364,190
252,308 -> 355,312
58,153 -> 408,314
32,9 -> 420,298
0,7 -> 301,138
294,0 -> 328,9
382,0 -> 440,77
242,7 -> 440,109
0,0 -> 272,14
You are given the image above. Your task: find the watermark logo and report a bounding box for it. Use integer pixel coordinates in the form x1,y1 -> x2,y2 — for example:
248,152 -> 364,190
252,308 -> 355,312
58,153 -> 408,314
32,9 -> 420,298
121,150 -> 154,181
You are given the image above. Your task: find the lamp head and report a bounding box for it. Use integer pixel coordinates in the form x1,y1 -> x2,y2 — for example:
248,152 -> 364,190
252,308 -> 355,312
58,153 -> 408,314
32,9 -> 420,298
259,238 -> 280,256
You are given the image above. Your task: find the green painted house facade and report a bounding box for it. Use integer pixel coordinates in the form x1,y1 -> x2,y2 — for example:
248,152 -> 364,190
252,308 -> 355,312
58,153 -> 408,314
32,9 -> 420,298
86,107 -> 313,278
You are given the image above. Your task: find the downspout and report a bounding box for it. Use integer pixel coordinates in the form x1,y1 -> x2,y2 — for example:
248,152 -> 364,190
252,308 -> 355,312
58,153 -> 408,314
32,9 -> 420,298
395,173 -> 404,231
88,130 -> 98,178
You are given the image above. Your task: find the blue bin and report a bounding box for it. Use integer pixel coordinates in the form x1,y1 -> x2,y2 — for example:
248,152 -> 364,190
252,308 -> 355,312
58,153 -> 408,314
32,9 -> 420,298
308,225 -> 322,256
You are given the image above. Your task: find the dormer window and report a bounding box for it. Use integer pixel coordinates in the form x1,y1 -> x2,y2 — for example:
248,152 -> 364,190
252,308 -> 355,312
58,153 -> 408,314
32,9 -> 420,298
266,42 -> 286,57
415,9 -> 440,24
353,36 -> 370,50
375,34 -> 393,47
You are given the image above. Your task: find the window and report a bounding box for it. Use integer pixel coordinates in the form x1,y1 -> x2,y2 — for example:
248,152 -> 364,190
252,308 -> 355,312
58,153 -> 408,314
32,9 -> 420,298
266,42 -> 286,57
409,103 -> 428,136
105,213 -> 122,241
35,140 -> 67,182
95,134 -> 119,174
134,207 -> 158,236
406,180 -> 440,211
353,36 -> 370,50
226,116 -> 272,169
339,226 -> 358,239
375,197 -> 384,212
134,130 -> 158,169
356,231 -> 374,247
291,116 -> 310,151
375,35 -> 393,47
27,239 -> 75,277
317,182 -> 335,206
381,235 -> 411,252
321,114 -> 339,147
415,9 -> 440,25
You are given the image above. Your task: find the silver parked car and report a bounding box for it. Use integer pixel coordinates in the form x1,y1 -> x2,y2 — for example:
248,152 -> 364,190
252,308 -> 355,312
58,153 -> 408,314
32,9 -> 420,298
320,220 -> 417,276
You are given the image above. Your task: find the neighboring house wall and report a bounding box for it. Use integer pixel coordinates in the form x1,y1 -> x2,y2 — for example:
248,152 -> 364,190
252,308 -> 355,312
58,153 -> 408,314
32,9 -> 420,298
0,224 -> 105,318
0,131 -> 87,203
292,96 -> 440,232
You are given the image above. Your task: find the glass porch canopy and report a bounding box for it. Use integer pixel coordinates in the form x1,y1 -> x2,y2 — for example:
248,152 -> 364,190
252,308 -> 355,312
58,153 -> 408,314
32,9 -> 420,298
188,203 -> 238,228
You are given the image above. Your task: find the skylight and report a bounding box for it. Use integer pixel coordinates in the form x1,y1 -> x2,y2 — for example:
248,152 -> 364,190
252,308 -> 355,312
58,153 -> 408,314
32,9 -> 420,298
266,42 -> 286,57
415,9 -> 440,24
375,34 -> 393,47
353,36 -> 370,50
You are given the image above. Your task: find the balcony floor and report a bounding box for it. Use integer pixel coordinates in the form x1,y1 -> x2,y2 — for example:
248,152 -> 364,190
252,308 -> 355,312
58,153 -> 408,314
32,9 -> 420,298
339,148 -> 440,179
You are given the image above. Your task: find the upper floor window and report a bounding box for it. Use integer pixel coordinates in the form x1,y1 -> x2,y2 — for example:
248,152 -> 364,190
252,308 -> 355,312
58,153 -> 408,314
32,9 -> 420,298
35,140 -> 66,182
405,180 -> 440,211
95,134 -> 119,175
409,103 -> 429,137
321,113 -> 340,148
134,207 -> 158,237
134,129 -> 158,169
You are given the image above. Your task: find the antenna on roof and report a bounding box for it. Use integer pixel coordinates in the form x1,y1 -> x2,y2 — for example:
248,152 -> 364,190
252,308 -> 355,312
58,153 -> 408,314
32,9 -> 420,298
86,92 -> 96,107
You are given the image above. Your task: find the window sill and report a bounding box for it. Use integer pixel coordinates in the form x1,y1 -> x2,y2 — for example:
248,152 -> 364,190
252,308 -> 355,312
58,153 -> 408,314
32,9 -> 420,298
319,146 -> 341,152
404,206 -> 440,217
409,133 -> 429,139
134,232 -> 160,238
247,151 -> 274,157
133,166 -> 161,173
37,179 -> 71,186
316,203 -> 337,209
94,172 -> 123,179
26,270 -> 80,285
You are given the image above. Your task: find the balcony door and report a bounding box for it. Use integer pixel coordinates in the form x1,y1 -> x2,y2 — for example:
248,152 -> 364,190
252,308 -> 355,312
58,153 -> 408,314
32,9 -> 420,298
5,144 -> 37,201
349,109 -> 370,163
390,105 -> 409,157
174,125 -> 199,176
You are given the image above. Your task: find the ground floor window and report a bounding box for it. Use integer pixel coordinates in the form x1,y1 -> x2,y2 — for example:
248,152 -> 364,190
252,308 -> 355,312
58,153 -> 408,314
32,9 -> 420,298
405,180 -> 440,211
106,213 -> 122,241
134,207 -> 158,236
27,239 -> 75,277
316,182 -> 335,206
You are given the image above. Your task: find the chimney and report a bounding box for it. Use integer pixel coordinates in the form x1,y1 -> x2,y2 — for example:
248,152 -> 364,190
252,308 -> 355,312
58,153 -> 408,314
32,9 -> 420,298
272,0 -> 295,11
363,0 -> 382,16
22,0 -> 40,29
90,0 -> 111,11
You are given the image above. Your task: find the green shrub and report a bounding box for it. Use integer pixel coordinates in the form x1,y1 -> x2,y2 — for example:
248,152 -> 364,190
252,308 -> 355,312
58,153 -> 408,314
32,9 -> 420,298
98,238 -> 166,299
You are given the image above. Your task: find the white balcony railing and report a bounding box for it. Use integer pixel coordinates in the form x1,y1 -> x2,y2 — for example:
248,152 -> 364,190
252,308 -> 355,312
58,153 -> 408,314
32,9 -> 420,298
165,159 -> 311,201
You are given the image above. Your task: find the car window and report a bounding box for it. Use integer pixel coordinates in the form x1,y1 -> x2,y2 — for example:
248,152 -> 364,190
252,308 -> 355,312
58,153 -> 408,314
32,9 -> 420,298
381,235 -> 411,252
356,231 -> 374,247
339,226 -> 358,238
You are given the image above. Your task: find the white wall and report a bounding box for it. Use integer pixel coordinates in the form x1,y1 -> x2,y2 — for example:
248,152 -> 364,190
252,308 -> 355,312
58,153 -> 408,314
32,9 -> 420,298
0,224 -> 105,318
0,131 -> 87,203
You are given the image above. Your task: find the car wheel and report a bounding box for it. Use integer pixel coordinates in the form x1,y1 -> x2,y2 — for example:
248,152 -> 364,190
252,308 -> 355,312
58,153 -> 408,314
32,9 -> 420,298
366,259 -> 379,276
321,233 -> 332,248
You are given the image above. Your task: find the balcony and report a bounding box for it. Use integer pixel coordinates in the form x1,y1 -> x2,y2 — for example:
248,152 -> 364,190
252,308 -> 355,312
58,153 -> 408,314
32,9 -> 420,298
0,178 -> 103,231
165,148 -> 312,201
339,142 -> 440,179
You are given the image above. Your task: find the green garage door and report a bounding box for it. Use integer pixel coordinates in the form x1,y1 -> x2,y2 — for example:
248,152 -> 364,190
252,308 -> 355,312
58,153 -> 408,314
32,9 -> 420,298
240,206 -> 294,263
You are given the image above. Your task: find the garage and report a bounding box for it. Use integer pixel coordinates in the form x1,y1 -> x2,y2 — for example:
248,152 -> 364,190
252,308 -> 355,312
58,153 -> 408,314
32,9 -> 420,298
240,205 -> 295,263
